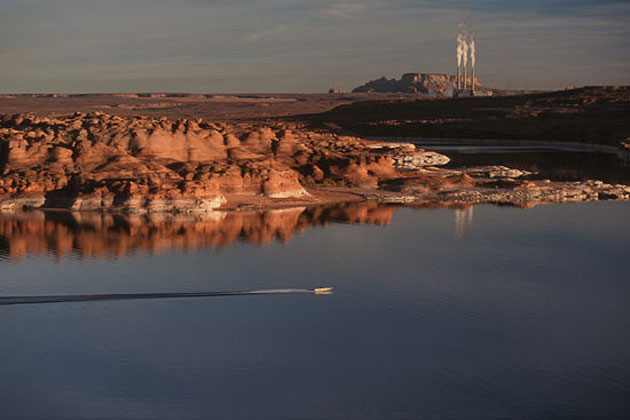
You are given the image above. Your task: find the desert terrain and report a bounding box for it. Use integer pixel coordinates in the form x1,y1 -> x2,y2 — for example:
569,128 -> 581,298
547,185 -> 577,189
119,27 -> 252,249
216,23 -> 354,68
304,86 -> 630,145
1,86 -> 629,214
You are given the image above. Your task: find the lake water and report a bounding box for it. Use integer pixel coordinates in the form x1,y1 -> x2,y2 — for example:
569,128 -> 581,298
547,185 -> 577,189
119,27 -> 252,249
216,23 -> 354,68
1,201 -> 629,419
375,138 -> 630,184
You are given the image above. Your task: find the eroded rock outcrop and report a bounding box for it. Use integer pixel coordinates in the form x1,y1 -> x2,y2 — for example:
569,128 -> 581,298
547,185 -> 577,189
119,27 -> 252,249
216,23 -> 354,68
0,112 -> 447,212
2,111 -> 627,213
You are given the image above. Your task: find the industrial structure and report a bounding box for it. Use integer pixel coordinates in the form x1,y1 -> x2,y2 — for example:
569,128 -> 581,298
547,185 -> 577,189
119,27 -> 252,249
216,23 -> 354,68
455,25 -> 476,97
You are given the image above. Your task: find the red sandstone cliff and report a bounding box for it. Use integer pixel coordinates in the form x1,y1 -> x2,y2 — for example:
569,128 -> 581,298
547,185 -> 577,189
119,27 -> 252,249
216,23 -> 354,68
2,109 -> 626,214
0,112 -> 448,212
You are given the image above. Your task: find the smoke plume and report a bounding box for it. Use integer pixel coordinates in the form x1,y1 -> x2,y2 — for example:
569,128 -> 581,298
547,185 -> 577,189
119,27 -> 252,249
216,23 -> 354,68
456,33 -> 464,67
456,21 -> 475,92
462,36 -> 469,68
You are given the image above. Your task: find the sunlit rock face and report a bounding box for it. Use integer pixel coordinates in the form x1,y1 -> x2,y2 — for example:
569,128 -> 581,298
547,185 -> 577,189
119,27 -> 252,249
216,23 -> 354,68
0,112 -> 449,212
4,111 -> 624,214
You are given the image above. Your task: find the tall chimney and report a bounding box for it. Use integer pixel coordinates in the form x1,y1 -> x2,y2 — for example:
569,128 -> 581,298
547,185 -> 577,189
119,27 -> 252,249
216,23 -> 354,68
471,65 -> 475,95
463,62 -> 467,91
456,65 -> 460,91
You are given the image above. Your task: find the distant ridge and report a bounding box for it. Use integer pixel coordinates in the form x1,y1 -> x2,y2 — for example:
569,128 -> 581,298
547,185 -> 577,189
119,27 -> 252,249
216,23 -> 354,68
352,73 -> 530,96
353,73 -> 475,96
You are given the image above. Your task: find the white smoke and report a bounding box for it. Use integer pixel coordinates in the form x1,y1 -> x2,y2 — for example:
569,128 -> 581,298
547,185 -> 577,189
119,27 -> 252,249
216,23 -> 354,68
462,36 -> 469,69
456,33 -> 464,67
456,22 -> 476,91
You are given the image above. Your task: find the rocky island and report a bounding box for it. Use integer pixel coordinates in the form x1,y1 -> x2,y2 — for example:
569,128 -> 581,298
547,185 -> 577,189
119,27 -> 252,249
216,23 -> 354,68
1,105 -> 628,214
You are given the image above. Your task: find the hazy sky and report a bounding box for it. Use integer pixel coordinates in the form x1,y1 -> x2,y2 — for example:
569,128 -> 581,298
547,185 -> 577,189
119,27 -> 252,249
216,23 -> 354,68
0,0 -> 628,93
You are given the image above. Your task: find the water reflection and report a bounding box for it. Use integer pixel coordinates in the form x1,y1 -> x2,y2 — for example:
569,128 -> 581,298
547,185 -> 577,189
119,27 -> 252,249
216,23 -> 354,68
1,202 -> 629,419
454,206 -> 474,239
0,203 -> 398,261
404,138 -> 630,184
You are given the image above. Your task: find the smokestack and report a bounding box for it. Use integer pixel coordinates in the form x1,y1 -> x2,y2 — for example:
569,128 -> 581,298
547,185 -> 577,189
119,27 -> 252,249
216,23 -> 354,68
456,22 -> 477,96
469,38 -> 476,95
463,65 -> 467,90
462,39 -> 468,91
456,32 -> 464,91
456,65 -> 460,91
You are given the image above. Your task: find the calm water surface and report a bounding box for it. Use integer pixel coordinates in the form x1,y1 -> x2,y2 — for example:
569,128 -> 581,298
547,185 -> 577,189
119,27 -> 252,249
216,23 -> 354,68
1,202 -> 629,419
376,137 -> 630,184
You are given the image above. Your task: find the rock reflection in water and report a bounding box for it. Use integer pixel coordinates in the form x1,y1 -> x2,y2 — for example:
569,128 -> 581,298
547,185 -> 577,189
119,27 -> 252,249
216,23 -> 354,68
0,203 -> 397,261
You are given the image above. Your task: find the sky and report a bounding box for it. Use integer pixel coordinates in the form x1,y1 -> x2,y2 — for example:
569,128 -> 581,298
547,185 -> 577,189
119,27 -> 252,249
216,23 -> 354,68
0,0 -> 628,93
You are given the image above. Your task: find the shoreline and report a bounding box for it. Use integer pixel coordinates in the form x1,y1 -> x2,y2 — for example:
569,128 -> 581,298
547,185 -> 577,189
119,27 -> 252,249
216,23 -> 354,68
2,173 -> 629,215
1,87 -> 629,214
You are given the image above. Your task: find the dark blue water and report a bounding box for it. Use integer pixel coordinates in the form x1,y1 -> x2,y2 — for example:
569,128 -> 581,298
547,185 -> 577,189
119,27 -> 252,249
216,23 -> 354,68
1,202 -> 629,419
373,137 -> 630,184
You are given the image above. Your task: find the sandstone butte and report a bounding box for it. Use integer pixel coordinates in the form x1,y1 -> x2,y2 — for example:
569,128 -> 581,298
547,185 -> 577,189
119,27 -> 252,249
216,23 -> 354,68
0,112 -> 450,212
0,111 -> 629,214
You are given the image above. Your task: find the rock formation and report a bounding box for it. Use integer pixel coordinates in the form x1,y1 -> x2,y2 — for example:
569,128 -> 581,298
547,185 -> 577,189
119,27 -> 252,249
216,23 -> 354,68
0,112 -> 447,212
352,73 -> 486,96
1,109 -> 627,215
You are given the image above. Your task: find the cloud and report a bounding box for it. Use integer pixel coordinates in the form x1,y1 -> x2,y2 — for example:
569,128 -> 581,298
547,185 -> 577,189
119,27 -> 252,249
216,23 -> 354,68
320,2 -> 365,18
247,24 -> 288,43
0,0 -> 628,92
